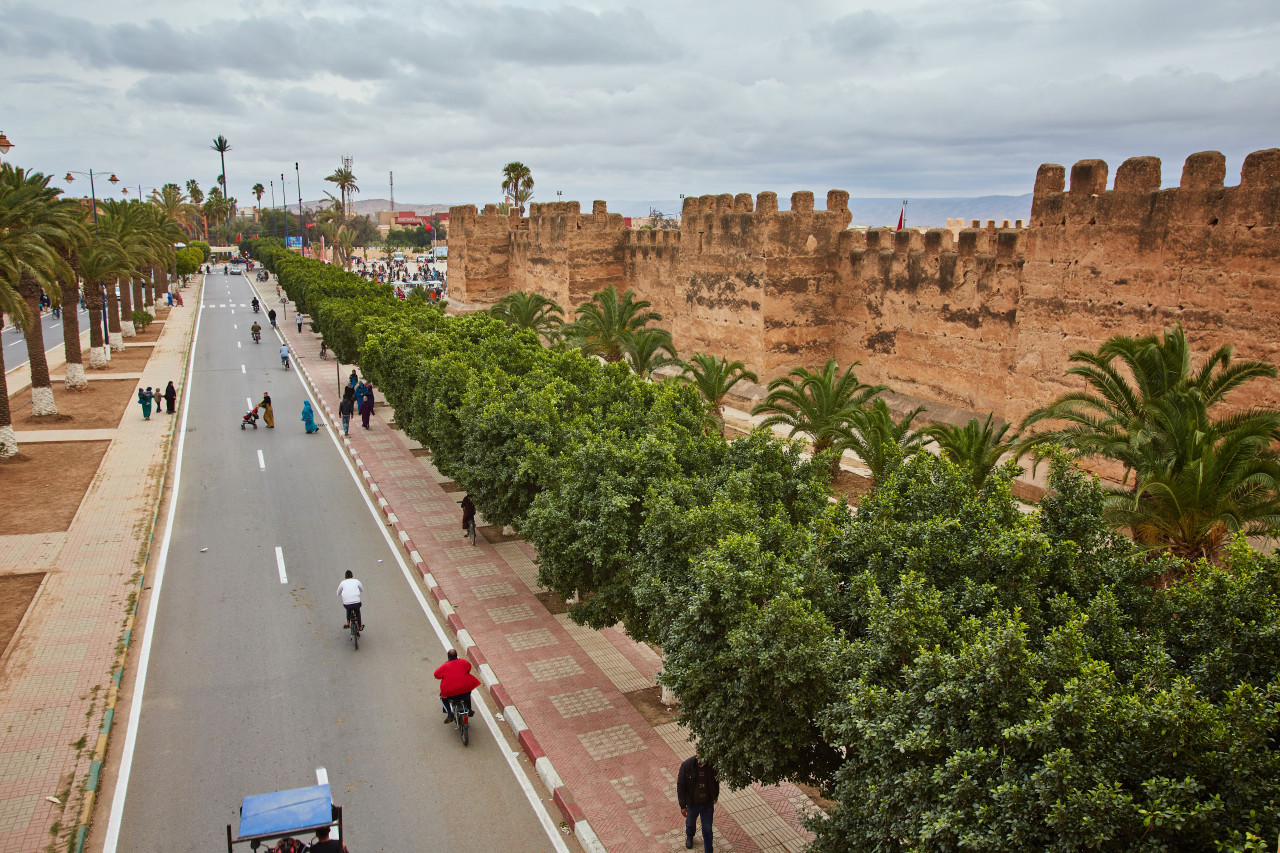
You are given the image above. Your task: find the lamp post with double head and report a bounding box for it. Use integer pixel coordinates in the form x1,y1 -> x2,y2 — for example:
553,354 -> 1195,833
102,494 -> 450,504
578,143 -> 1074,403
64,169 -> 122,360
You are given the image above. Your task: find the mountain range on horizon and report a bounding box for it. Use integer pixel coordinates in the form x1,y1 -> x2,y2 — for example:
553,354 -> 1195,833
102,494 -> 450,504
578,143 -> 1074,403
271,194 -> 1034,230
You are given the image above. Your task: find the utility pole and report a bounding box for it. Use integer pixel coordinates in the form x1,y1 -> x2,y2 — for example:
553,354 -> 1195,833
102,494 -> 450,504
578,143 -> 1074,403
342,156 -> 354,217
389,171 -> 395,212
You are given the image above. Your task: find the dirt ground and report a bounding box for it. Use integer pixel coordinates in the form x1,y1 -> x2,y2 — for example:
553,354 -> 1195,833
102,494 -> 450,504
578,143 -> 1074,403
0,441 -> 111,533
0,573 -> 45,656
130,322 -> 165,343
831,469 -> 874,505
8,379 -> 140,430
50,344 -> 155,377
625,685 -> 680,727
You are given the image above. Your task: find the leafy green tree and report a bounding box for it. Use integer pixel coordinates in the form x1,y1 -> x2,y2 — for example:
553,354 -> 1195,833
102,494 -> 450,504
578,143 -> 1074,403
175,246 -> 202,280
752,358 -> 886,475
924,412 -> 1021,488
489,290 -> 564,341
561,284 -> 664,363
838,397 -> 926,486
679,353 -> 758,433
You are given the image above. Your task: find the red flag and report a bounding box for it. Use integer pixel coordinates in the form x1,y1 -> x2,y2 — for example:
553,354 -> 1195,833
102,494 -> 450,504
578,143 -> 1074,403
896,209 -> 904,231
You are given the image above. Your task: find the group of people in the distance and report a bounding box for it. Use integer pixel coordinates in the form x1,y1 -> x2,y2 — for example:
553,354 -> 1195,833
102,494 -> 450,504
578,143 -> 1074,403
137,382 -> 178,420
339,370 -> 375,434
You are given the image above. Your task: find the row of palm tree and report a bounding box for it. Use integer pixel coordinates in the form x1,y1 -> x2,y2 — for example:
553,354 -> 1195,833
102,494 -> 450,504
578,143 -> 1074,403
487,286 -> 1279,563
1,163 -> 189,458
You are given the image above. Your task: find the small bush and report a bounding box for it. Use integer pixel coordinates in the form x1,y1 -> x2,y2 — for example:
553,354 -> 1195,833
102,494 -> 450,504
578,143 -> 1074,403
132,310 -> 154,331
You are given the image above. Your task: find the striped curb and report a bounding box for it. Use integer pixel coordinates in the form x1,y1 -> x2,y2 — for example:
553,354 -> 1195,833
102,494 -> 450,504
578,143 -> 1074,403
73,282 -> 203,853
283,318 -> 607,853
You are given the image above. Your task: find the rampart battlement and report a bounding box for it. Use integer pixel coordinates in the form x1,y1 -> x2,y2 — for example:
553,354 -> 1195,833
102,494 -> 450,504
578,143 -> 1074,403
1030,148 -> 1280,228
679,190 -> 853,230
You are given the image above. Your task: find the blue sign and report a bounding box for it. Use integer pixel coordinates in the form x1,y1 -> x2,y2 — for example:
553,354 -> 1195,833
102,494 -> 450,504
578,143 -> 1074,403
286,236 -> 302,248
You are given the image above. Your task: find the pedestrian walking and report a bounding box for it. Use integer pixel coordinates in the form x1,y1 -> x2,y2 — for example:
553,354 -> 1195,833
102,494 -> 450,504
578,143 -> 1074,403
339,387 -> 355,435
358,381 -> 374,429
259,391 -> 275,428
152,386 -> 164,411
348,370 -> 358,390
296,312 -> 304,333
301,400 -> 319,434
138,387 -> 153,420
164,381 -> 177,414
677,750 -> 719,852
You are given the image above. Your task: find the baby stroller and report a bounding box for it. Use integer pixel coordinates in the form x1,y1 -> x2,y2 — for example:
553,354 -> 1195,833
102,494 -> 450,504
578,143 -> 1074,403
241,407 -> 260,430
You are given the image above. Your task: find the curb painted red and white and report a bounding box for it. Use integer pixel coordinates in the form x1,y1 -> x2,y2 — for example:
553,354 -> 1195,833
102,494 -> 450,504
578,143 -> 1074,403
289,330 -> 607,853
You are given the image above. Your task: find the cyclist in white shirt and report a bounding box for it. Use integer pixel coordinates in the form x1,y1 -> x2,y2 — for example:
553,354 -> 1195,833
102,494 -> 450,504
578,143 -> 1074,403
337,570 -> 364,631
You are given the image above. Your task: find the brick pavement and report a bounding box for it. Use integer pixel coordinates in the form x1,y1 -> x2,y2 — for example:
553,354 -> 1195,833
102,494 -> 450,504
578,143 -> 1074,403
0,285 -> 200,853
271,284 -> 819,853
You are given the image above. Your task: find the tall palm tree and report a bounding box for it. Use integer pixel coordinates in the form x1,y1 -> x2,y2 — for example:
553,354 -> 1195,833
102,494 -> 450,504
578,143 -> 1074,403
1,165 -> 84,418
155,183 -> 196,238
679,352 -> 758,433
752,359 -> 886,475
186,180 -> 208,241
840,397 -> 928,486
324,167 -> 358,219
621,327 -> 678,378
56,242 -> 89,389
76,236 -> 132,370
561,284 -> 664,363
501,162 -> 533,216
925,414 -> 1021,489
211,135 -> 231,224
252,182 -> 266,220
490,291 -> 565,341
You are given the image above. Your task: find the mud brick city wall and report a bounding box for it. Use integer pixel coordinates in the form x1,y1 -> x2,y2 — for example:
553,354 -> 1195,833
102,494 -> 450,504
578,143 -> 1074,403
448,148 -> 1280,424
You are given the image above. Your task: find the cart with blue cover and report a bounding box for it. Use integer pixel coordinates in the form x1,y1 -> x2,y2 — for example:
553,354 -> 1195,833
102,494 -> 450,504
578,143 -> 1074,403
226,782 -> 345,851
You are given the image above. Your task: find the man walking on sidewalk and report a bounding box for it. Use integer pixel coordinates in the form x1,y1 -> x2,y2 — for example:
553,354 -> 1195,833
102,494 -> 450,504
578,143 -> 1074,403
677,749 -> 719,852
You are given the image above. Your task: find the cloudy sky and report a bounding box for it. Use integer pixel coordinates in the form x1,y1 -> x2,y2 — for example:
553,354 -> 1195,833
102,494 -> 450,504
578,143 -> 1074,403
2,0 -> 1278,211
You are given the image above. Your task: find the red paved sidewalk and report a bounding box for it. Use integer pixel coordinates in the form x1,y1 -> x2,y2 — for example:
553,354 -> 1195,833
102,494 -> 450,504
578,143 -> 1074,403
274,292 -> 817,853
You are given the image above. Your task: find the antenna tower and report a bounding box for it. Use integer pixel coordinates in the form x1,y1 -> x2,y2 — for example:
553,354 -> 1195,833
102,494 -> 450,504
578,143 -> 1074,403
341,156 -> 354,216
389,171 -> 395,212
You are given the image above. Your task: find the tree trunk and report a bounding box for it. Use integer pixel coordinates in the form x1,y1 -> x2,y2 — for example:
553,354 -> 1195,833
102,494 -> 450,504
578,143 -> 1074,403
84,279 -> 109,368
105,279 -> 124,351
0,336 -> 15,457
118,275 -> 136,338
18,272 -> 57,416
131,275 -> 145,320
59,277 -> 86,389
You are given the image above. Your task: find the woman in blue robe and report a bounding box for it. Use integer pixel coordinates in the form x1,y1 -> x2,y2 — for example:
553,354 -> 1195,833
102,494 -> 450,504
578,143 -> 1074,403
301,400 -> 319,434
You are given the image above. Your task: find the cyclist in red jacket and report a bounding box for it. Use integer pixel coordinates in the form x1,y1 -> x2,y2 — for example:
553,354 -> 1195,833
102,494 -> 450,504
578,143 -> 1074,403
435,649 -> 482,722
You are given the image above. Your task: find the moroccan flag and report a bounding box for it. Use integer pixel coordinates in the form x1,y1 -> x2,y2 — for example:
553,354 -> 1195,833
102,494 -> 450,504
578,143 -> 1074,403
896,209 -> 904,231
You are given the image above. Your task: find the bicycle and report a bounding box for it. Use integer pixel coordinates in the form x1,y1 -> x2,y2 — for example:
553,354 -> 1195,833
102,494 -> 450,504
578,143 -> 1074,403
282,354 -> 291,370
448,695 -> 470,746
466,515 -> 477,547
345,604 -> 361,651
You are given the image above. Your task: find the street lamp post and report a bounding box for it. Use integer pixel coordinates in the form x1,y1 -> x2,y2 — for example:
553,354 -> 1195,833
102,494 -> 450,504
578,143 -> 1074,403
295,163 -> 303,254
281,173 -> 291,252
270,181 -> 279,241
64,169 -> 121,362
0,131 -> 13,163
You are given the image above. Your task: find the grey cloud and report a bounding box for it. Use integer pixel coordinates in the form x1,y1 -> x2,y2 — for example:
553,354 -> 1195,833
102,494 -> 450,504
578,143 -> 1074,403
467,5 -> 678,66
814,10 -> 901,57
126,73 -> 244,112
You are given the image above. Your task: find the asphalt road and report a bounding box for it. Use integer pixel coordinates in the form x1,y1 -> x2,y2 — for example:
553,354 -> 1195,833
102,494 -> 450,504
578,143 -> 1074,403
110,271 -> 562,851
1,305 -> 93,369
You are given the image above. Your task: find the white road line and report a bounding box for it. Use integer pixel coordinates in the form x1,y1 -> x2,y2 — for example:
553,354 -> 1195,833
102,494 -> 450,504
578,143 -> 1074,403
237,341 -> 241,348
257,449 -> 265,470
246,397 -> 253,410
233,323 -> 237,329
241,365 -> 245,374
275,546 -> 288,584
316,767 -> 328,786
296,367 -> 572,853
102,281 -> 207,852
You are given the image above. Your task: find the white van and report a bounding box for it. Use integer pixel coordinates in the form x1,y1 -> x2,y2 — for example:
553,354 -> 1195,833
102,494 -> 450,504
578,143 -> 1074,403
415,254 -> 428,263
392,251 -> 405,262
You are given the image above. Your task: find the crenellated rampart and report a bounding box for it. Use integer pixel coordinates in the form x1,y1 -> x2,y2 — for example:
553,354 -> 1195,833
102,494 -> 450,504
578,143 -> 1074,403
449,148 -> 1280,425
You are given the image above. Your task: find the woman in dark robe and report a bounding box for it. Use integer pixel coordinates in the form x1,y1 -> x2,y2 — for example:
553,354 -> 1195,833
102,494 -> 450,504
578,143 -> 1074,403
163,381 -> 177,414
358,382 -> 374,429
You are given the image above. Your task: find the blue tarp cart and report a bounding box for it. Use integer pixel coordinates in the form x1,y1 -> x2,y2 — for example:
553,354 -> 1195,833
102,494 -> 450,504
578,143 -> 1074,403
226,783 -> 344,851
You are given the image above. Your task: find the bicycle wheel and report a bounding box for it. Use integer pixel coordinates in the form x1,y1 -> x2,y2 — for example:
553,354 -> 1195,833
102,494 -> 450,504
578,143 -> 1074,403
461,715 -> 469,746
469,518 -> 477,546
351,617 -> 359,650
